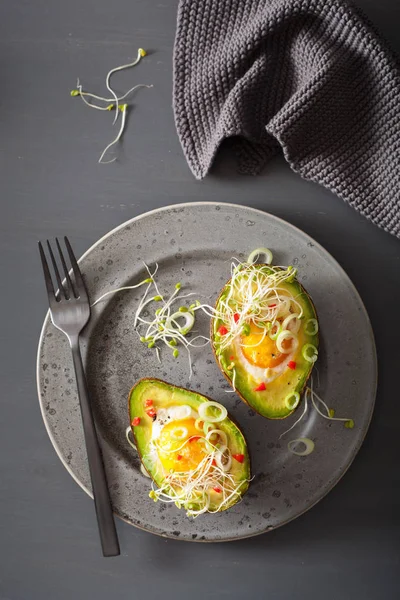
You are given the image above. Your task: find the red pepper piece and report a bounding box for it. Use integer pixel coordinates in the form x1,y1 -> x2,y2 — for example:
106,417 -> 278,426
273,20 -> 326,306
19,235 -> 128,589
131,417 -> 140,427
145,399 -> 153,407
146,408 -> 157,418
189,436 -> 200,443
229,355 -> 235,361
254,382 -> 266,392
213,487 -> 222,493
233,313 -> 240,323
287,361 -> 296,370
268,303 -> 277,308
176,454 -> 183,461
211,459 -> 217,466
232,454 -> 245,463
218,325 -> 228,336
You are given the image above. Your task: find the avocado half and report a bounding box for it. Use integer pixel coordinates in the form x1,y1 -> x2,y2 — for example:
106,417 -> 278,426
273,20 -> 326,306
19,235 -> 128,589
128,378 -> 251,514
211,266 -> 319,419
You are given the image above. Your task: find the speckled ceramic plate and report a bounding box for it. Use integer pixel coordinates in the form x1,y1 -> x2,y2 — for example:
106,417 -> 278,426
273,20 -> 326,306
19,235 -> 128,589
37,202 -> 377,542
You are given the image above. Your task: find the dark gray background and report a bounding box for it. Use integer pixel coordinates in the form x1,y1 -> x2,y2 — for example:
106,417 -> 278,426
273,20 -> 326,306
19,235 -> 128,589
1,1 -> 399,598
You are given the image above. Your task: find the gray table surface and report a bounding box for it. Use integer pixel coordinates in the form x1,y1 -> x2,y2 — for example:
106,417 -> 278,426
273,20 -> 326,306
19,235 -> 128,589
1,1 -> 399,598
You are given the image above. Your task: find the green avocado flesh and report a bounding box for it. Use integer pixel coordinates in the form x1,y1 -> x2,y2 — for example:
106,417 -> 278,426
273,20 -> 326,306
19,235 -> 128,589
128,378 -> 250,514
212,266 -> 319,419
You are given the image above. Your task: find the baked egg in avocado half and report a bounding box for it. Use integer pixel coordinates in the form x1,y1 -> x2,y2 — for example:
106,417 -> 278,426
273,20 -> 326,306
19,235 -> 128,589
211,263 -> 319,419
129,378 -> 251,517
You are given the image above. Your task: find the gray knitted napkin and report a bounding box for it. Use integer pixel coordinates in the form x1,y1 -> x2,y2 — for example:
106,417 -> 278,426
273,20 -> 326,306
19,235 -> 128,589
173,0 -> 400,237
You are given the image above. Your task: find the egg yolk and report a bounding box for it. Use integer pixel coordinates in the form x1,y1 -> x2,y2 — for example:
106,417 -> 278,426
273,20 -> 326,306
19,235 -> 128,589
157,418 -> 205,473
241,322 -> 286,368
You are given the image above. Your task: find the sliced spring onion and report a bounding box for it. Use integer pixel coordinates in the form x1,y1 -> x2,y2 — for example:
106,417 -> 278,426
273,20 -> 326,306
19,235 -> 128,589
165,311 -> 195,335
288,438 -> 315,456
125,425 -> 137,450
282,313 -> 301,334
269,323 -> 282,340
171,426 -> 188,441
305,318 -> 319,336
205,429 -> 228,447
203,421 -> 215,435
195,418 -> 205,431
247,247 -> 273,265
279,389 -> 309,440
276,330 -> 299,354
215,445 -> 232,472
302,343 -> 318,363
198,401 -> 228,423
285,391 -> 300,410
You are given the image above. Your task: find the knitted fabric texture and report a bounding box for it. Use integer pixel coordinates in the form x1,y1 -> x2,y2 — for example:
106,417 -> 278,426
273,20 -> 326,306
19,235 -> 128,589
173,0 -> 400,237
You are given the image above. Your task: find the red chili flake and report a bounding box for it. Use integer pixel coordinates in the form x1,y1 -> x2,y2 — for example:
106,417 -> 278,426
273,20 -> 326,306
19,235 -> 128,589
287,361 -> 296,370
189,436 -> 200,443
212,459 -> 217,466
144,399 -> 153,407
233,313 -> 240,323
131,417 -> 140,427
213,487 -> 222,493
232,454 -> 245,463
146,408 -> 157,418
268,304 -> 277,308
254,382 -> 266,392
229,355 -> 235,361
176,454 -> 183,461
218,325 -> 228,336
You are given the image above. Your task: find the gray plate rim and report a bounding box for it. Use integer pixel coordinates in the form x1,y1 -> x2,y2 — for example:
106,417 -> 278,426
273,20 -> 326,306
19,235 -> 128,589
36,201 -> 378,542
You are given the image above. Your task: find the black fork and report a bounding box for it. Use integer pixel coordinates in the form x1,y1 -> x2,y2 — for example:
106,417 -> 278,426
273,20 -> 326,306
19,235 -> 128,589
39,237 -> 120,557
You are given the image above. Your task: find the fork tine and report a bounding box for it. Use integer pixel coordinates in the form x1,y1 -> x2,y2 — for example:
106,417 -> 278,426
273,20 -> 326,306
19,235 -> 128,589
56,238 -> 76,298
64,236 -> 88,300
46,240 -> 65,299
38,242 -> 58,309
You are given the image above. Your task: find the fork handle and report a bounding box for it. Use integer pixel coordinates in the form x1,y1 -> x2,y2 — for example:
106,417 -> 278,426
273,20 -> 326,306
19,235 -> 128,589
70,337 -> 120,557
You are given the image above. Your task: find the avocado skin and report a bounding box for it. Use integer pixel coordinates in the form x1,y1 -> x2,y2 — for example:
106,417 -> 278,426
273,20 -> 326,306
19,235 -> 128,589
128,378 -> 251,511
211,267 -> 319,419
